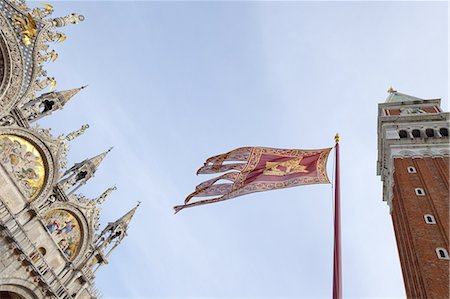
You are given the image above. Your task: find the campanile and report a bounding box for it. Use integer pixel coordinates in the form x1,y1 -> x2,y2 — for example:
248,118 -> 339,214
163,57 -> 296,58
377,88 -> 449,298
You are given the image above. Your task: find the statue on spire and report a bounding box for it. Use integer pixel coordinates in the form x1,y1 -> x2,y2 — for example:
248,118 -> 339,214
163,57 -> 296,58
65,124 -> 89,142
97,186 -> 117,204
34,76 -> 56,92
37,49 -> 58,64
96,202 -> 140,258
30,3 -> 54,19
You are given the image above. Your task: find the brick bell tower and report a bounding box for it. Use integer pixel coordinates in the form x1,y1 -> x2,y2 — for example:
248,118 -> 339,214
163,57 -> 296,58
377,88 -> 449,298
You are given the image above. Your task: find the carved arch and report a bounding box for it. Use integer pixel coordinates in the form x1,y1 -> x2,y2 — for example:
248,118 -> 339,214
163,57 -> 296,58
0,278 -> 41,299
40,203 -> 92,267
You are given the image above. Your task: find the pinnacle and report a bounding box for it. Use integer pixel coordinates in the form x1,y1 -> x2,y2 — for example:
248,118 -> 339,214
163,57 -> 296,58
57,85 -> 87,105
115,202 -> 140,230
88,147 -> 113,170
97,185 -> 118,204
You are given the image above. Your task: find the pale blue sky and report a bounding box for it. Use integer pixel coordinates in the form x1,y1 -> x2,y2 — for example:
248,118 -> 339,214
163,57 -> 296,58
35,1 -> 448,298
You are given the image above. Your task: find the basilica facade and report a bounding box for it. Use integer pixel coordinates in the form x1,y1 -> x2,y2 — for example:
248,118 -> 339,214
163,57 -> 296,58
0,1 -> 137,298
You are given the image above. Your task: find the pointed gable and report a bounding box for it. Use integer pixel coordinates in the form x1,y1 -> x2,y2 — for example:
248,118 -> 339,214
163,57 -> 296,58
386,91 -> 424,103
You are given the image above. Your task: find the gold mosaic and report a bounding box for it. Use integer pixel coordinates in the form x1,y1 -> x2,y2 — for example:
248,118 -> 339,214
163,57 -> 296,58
0,135 -> 45,200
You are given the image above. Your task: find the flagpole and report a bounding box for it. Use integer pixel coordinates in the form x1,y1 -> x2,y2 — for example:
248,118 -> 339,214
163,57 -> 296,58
333,133 -> 342,299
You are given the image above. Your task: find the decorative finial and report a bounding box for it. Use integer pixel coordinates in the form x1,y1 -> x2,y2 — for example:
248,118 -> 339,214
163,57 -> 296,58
387,86 -> 397,93
137,201 -> 141,207
65,124 -> 89,142
89,147 -> 113,170
97,185 -> 117,204
51,13 -> 85,28
335,133 -> 340,143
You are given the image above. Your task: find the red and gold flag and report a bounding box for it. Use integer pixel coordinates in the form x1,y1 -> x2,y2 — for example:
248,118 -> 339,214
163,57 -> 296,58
174,146 -> 331,213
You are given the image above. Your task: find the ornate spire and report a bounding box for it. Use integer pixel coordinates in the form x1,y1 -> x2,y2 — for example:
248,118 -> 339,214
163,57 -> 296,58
97,185 -> 117,204
89,147 -> 113,170
57,85 -> 87,106
65,124 -> 89,142
21,85 -> 87,122
59,148 -> 113,194
114,201 -> 140,230
96,202 -> 140,257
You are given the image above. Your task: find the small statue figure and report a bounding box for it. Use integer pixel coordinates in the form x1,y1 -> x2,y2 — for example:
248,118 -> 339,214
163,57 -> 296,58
34,65 -> 46,78
53,32 -> 66,43
31,3 -> 54,19
44,31 -> 66,43
97,186 -> 117,204
37,49 -> 58,64
65,124 -> 89,142
60,170 -> 88,191
0,115 -> 16,126
35,76 -> 56,91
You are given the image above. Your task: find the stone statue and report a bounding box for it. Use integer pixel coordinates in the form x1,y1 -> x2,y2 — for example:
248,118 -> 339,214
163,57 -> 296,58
65,124 -> 89,142
97,186 -> 117,204
34,76 -> 56,91
37,49 -> 58,64
31,4 -> 54,19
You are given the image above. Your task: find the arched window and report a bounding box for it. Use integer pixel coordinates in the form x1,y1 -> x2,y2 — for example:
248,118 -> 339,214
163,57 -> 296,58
407,166 -> 416,173
398,130 -> 408,138
415,188 -> 425,196
436,248 -> 450,260
424,214 -> 436,224
439,128 -> 449,137
425,128 -> 435,137
412,129 -> 421,138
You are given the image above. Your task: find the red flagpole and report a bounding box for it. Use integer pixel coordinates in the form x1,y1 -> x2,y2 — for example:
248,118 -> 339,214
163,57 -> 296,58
333,133 -> 342,299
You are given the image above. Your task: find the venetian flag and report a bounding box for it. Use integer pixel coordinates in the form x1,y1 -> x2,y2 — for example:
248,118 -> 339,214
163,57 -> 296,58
174,146 -> 331,213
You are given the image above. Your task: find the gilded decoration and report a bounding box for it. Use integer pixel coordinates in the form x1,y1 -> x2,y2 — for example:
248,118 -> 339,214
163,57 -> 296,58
13,13 -> 37,46
0,134 -> 45,200
0,0 -> 41,97
44,209 -> 82,260
263,157 -> 309,176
